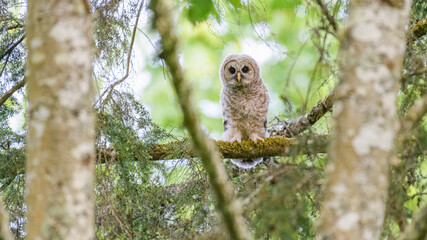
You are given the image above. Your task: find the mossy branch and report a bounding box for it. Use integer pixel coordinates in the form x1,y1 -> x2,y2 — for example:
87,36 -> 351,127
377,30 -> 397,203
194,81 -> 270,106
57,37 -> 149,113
149,135 -> 328,161
410,15 -> 427,40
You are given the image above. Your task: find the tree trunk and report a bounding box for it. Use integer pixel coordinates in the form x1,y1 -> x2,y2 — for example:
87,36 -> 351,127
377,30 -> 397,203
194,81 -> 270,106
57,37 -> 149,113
317,1 -> 412,239
26,0 -> 94,239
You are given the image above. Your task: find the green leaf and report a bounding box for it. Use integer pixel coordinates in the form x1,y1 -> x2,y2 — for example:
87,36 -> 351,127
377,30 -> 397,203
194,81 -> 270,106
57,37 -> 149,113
227,0 -> 242,9
185,0 -> 217,24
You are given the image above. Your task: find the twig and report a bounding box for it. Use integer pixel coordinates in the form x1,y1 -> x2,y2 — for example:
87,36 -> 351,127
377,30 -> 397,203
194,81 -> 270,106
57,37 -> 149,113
150,0 -> 253,239
97,1 -> 144,106
0,78 -> 26,108
0,51 -> 11,78
6,24 -> 23,30
315,0 -> 338,32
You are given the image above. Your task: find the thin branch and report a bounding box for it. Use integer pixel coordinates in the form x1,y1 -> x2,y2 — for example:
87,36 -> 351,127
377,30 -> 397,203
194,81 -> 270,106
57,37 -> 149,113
150,0 -> 252,239
0,78 -> 26,108
315,0 -> 338,32
0,34 -> 25,62
280,90 -> 334,137
97,1 -> 144,106
0,51 -> 11,78
6,23 -> 24,30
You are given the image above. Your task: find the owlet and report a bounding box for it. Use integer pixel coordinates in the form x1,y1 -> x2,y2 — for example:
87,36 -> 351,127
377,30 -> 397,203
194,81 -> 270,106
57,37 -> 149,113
219,54 -> 270,169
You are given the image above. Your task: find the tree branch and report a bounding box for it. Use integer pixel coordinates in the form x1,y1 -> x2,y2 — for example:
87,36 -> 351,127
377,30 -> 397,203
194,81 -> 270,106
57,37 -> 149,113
410,15 -> 427,40
315,0 -> 338,32
0,193 -> 13,240
97,0 -> 144,106
396,94 -> 427,147
150,0 -> 252,239
0,78 -> 26,108
280,90 -> 334,137
0,34 -> 25,61
398,203 -> 427,240
148,135 -> 328,161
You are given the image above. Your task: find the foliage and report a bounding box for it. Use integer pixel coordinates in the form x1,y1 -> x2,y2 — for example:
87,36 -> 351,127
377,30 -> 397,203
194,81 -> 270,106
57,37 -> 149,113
0,0 -> 426,239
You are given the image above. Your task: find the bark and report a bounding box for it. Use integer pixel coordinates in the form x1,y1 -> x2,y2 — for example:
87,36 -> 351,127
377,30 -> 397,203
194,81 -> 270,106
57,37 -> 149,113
150,0 -> 252,239
0,194 -> 13,240
317,1 -> 412,240
26,0 -> 94,239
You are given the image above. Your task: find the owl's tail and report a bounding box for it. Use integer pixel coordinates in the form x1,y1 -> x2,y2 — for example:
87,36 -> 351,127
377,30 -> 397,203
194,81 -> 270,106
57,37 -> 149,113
230,157 -> 263,169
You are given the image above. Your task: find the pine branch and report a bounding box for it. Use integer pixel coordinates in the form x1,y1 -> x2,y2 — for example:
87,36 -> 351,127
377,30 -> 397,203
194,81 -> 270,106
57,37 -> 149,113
97,0 -> 144,107
150,0 -> 252,239
0,78 -> 26,108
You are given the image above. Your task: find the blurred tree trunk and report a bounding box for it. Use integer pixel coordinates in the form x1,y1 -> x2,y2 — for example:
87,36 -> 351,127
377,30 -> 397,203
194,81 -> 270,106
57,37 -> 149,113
317,1 -> 412,240
26,0 -> 94,239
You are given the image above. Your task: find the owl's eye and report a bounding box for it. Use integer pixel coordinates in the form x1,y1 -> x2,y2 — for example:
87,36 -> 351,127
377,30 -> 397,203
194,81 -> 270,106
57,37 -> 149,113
242,66 -> 249,73
229,67 -> 236,74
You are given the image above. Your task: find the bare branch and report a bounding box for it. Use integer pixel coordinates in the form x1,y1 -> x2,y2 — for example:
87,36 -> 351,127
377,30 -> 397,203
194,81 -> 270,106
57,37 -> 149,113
150,0 -> 252,239
0,78 -> 26,108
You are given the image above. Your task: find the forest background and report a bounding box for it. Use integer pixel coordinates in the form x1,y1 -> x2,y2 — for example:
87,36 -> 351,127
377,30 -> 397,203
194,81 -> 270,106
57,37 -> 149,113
0,0 -> 426,239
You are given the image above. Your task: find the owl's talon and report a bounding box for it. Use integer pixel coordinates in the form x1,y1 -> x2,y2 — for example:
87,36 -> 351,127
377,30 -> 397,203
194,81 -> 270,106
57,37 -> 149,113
249,135 -> 264,143
230,137 -> 241,144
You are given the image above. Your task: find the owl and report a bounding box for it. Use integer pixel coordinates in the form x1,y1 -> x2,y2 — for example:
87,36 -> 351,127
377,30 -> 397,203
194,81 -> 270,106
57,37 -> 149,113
219,54 -> 270,169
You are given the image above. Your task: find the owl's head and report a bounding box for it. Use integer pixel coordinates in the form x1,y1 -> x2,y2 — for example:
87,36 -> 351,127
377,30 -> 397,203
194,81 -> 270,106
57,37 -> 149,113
219,54 -> 261,87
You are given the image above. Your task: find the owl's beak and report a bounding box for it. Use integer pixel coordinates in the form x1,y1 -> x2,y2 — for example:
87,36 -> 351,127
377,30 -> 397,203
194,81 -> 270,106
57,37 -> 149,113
237,71 -> 241,82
